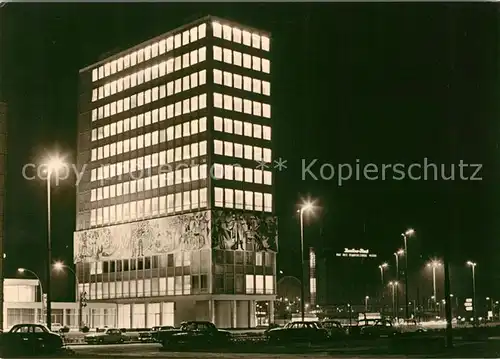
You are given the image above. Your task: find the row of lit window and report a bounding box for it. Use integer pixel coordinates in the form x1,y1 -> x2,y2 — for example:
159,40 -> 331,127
90,188 -> 208,226
213,93 -> 270,118
214,69 -> 270,96
244,275 -> 274,295
84,276 -> 193,299
214,139 -> 272,163
91,24 -> 207,82
214,187 -> 272,212
91,144 -> 207,184
213,46 -> 270,74
213,163 -> 272,185
92,75 -> 207,122
92,49 -> 207,102
91,164 -> 208,202
92,111 -> 206,145
212,22 -> 270,52
214,116 -> 271,141
91,114 -> 208,159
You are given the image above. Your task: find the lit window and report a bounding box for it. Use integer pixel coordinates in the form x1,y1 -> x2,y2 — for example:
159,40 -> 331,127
233,51 -> 242,66
224,141 -> 233,156
234,120 -> 243,135
199,117 -> 207,132
92,69 -> 98,82
214,116 -> 223,131
167,82 -> 174,96
183,53 -> 189,68
263,126 -> 271,140
214,187 -> 223,207
213,46 -> 222,61
183,76 -> 189,91
244,145 -> 252,160
245,191 -> 253,210
234,74 -> 242,89
166,58 -> 174,74
174,34 -> 181,48
233,28 -> 242,43
224,118 -> 233,133
263,81 -> 271,96
92,89 -> 97,101
223,48 -> 232,64
252,34 -> 261,49
199,47 -> 206,62
224,164 -> 233,180
265,275 -> 273,293
234,143 -> 243,158
225,188 -> 234,208
145,45 -> 151,61
253,101 -> 262,117
191,96 -> 198,112
175,124 -> 182,139
191,189 -> 199,209
213,22 -> 222,38
145,67 -> 151,83
175,193 -> 182,211
214,140 -> 223,155
152,65 -> 159,80
183,30 -> 189,46
242,30 -> 251,46
254,147 -> 262,161
243,54 -> 251,68
199,94 -> 207,109
175,56 -> 181,71
246,275 -> 254,294
166,36 -> 174,51
243,99 -> 252,114
98,66 -> 104,79
264,193 -> 272,212
224,95 -> 233,111
191,119 -> 199,134
190,27 -> 198,42
262,36 -> 270,51
253,124 -> 262,139
234,97 -> 242,112
253,79 -> 261,94
255,192 -> 263,211
263,104 -> 271,118
198,23 -> 206,38
159,39 -> 166,54
235,166 -> 243,181
223,25 -> 232,40
223,71 -> 232,87
190,50 -> 198,65
199,70 -> 206,85
243,76 -> 252,91
214,69 -> 222,85
104,63 -> 110,77
175,79 -> 181,93
214,93 -> 223,108
263,148 -> 272,163
254,169 -> 263,184
213,163 -> 223,179
264,171 -> 272,185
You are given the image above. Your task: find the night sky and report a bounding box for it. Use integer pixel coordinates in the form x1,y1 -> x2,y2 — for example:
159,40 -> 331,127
1,4 -> 498,302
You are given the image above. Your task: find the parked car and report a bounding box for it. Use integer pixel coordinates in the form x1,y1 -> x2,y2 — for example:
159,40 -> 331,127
157,321 -> 231,349
84,328 -> 126,344
0,323 -> 64,356
360,319 -> 400,338
266,321 -> 329,345
150,326 -> 174,342
321,320 -> 347,339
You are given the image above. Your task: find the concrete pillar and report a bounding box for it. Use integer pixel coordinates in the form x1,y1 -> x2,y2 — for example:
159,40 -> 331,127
63,309 -> 67,327
231,300 -> 237,328
269,300 -> 275,324
248,300 -> 256,328
209,299 -> 215,323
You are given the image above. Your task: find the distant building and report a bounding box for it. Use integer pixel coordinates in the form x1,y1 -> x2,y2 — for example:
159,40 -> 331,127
75,16 -> 275,328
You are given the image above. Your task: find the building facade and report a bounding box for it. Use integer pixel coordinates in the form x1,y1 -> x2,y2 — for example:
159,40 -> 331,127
74,16 -> 276,329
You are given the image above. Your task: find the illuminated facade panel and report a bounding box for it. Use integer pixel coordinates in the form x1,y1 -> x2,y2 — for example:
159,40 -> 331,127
76,16 -> 275,329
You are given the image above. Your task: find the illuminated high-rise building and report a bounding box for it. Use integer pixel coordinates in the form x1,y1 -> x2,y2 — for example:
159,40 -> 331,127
74,16 -> 276,328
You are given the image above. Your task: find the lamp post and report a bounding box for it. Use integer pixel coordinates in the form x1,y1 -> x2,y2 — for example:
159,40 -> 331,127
394,249 -> 404,319
53,262 -> 81,328
427,260 -> 442,312
18,268 -> 44,323
466,261 -> 477,325
401,228 -> 415,319
44,156 -> 65,330
298,201 -> 313,322
389,281 -> 399,318
365,296 -> 369,312
379,263 -> 388,284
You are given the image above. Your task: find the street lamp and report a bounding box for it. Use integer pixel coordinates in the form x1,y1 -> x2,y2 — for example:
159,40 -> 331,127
43,155 -> 66,330
427,259 -> 442,309
466,261 -> 477,325
365,296 -> 369,312
298,201 -> 314,322
18,268 -> 44,323
389,281 -> 399,318
53,261 -> 82,328
379,263 -> 388,284
394,249 -> 404,319
401,228 -> 415,319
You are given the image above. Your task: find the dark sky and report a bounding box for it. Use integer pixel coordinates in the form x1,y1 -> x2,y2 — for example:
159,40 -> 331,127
1,4 -> 498,302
